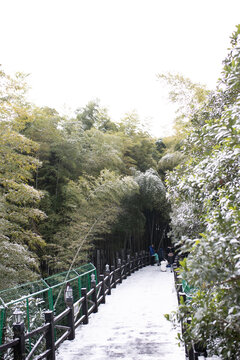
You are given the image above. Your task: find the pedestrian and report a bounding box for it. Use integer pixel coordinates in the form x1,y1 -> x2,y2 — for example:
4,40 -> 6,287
167,246 -> 174,272
167,246 -> 174,264
158,247 -> 165,262
154,251 -> 160,266
149,244 -> 155,266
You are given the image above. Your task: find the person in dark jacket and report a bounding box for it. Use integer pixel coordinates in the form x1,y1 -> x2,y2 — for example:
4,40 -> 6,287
158,247 -> 165,262
149,244 -> 155,266
167,246 -> 175,271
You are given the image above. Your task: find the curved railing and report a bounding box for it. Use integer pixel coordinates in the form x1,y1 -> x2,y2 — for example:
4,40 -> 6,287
0,254 -> 150,360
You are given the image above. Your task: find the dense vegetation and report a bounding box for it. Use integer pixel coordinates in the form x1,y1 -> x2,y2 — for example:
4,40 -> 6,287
166,25 -> 240,359
0,69 -> 172,290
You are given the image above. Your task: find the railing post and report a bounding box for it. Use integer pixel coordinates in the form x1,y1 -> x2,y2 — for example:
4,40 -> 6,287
127,255 -> 131,276
91,275 -> 98,313
179,292 -> 186,303
122,260 -> 127,279
136,253 -> 139,270
99,275 -> 106,304
105,265 -> 111,295
173,265 -> 178,282
111,266 -> 116,288
145,252 -> 148,266
140,253 -> 143,268
81,288 -> 89,325
143,252 -> 147,267
44,311 -> 55,360
138,253 -> 142,268
67,306 -> 75,340
188,345 -> 194,360
117,259 -> 122,284
193,342 -> 207,359
13,322 -> 25,360
131,257 -> 135,273
63,283 -> 75,341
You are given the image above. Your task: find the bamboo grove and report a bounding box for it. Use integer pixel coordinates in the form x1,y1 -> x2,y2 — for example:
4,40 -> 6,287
0,69 -> 172,289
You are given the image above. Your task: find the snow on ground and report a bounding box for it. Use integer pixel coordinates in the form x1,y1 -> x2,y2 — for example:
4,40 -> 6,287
56,265 -> 185,360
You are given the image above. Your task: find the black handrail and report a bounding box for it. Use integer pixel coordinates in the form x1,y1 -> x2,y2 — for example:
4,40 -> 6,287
0,254 -> 150,360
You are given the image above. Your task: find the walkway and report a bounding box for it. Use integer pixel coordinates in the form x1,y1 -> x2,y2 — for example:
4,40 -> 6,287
56,265 -> 185,360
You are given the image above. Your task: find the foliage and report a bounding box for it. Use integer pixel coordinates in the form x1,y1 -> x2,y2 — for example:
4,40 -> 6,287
156,73 -> 209,182
134,168 -> 169,245
117,112 -> 159,172
104,168 -> 169,251
158,151 -> 185,176
166,26 -> 240,359
0,65 -> 169,287
134,168 -> 166,211
48,170 -> 139,271
80,128 -> 125,175
157,72 -> 209,122
0,70 -> 47,289
0,237 -> 39,290
76,100 -> 118,132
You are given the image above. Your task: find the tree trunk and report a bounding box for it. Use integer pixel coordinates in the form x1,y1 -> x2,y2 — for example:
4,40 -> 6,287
150,212 -> 155,244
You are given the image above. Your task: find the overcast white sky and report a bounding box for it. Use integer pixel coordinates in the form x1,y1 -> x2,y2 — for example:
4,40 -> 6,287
1,0 -> 240,137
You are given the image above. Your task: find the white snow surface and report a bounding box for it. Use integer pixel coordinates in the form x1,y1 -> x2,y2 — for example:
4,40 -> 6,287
56,265 -> 185,360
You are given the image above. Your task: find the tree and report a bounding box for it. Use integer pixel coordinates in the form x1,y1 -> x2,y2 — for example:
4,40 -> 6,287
75,100 -> 117,132
158,151 -> 185,178
47,170 -> 139,271
118,112 -> 159,172
156,73 -> 209,179
166,26 -> 240,359
0,238 -> 39,290
0,69 -> 46,289
157,72 -> 209,122
80,128 -> 125,175
134,168 -> 169,245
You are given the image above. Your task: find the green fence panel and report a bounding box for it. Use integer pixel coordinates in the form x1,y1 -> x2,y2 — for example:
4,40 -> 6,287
182,279 -> 195,301
0,263 -> 96,356
0,279 -> 49,305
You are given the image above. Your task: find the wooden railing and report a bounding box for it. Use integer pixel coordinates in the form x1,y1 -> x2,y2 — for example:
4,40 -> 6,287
0,254 -> 149,360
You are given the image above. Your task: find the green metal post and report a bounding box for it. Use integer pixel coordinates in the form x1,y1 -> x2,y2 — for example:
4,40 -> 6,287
0,306 -> 5,346
48,288 -> 54,311
87,273 -> 91,291
77,277 -> 81,299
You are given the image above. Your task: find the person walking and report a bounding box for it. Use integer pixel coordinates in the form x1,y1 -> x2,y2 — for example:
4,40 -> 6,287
149,244 -> 155,266
158,247 -> 165,262
154,251 -> 160,266
167,246 -> 174,272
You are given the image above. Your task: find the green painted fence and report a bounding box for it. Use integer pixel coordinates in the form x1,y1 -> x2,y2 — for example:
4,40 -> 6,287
0,263 -> 96,349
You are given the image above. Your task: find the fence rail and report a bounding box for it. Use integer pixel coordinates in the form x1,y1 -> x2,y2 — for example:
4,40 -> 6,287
173,260 -> 209,360
0,254 -> 149,360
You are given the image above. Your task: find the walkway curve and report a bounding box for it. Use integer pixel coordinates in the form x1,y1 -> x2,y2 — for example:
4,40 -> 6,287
56,265 -> 185,360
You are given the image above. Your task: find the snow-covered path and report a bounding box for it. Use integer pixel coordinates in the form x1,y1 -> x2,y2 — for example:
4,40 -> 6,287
57,265 -> 185,360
